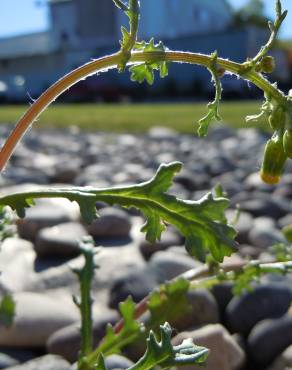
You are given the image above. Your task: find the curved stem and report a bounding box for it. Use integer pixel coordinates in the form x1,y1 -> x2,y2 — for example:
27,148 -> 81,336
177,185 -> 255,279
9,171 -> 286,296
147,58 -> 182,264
0,50 -> 290,171
0,53 -> 120,171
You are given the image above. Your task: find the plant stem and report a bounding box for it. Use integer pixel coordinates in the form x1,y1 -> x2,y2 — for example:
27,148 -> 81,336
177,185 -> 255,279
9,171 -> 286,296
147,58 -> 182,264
111,260 -> 292,336
0,53 -> 120,171
72,238 -> 97,370
0,50 -> 290,171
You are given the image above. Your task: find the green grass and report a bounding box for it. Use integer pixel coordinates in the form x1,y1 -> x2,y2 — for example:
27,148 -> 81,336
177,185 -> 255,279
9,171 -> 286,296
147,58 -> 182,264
0,101 -> 268,133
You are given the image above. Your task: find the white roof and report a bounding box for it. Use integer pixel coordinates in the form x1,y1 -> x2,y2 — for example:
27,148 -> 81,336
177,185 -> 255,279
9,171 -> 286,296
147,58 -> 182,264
0,32 -> 57,59
49,0 -> 72,3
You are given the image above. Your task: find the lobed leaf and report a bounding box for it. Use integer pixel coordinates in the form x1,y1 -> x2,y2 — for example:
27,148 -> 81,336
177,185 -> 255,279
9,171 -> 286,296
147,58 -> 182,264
129,322 -> 208,370
0,162 -> 237,262
129,39 -> 168,85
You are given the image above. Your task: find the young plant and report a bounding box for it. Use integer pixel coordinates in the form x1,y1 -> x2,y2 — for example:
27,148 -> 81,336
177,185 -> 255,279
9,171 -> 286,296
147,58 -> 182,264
0,1 -> 291,370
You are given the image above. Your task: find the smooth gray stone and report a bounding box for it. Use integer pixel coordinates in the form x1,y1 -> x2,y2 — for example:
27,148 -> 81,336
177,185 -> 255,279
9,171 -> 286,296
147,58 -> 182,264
0,353 -> 19,369
47,310 -> 119,362
172,324 -> 245,370
267,345 -> 292,370
35,222 -> 88,258
239,194 -> 290,219
3,355 -> 71,370
226,210 -> 253,245
108,266 -> 158,309
139,229 -> 182,260
226,285 -> 292,335
148,249 -> 201,282
17,199 -> 79,241
105,355 -> 134,370
248,314 -> 292,366
248,227 -> 285,249
0,292 -> 79,348
87,208 -> 131,240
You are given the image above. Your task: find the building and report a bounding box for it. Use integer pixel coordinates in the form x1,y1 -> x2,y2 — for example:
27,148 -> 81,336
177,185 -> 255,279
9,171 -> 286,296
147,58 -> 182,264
0,0 -> 267,101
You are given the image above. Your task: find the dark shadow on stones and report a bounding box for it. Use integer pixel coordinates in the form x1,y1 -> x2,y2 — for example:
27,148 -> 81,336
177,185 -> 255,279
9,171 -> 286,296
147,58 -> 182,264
34,257 -> 73,273
92,236 -> 133,247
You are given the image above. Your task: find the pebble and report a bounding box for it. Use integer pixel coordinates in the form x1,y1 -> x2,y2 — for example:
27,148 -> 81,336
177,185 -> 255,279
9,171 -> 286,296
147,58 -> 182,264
87,207 -> 132,241
247,314 -> 292,365
0,353 -> 19,369
148,249 -> 201,282
240,194 -> 290,219
17,199 -> 80,241
104,355 -> 134,370
172,324 -> 245,370
211,282 -> 234,318
1,126 -> 292,368
47,310 -> 119,362
0,292 -> 79,347
3,354 -> 71,370
225,285 -> 292,335
108,266 -> 158,309
226,210 -> 253,245
139,229 -> 182,260
35,222 -> 88,258
248,226 -> 285,249
267,345 -> 292,370
184,289 -> 219,329
0,238 -> 36,293
148,126 -> 178,141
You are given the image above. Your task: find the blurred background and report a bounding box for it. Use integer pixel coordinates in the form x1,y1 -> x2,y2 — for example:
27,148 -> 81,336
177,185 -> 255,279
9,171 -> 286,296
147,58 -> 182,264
0,0 -> 291,105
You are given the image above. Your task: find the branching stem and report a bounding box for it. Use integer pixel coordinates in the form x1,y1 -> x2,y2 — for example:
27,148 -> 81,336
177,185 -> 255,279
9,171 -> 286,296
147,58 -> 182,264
111,260 -> 292,336
0,50 -> 290,172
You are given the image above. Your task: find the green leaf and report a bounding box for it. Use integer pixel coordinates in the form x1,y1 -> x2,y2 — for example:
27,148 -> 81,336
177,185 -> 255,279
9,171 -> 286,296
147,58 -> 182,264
0,206 -> 16,242
0,162 -> 237,262
147,278 -> 191,330
91,296 -> 143,357
120,27 -> 131,50
271,242 -> 292,262
129,39 -> 168,85
232,263 -> 262,295
94,354 -> 107,370
129,64 -> 155,85
0,294 -> 15,327
140,213 -> 166,244
115,0 -> 140,71
130,322 -> 208,370
112,0 -> 128,12
77,196 -> 99,225
198,52 -> 222,137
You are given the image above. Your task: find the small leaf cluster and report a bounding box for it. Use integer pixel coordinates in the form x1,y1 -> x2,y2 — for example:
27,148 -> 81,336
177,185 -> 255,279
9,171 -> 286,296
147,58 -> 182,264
130,322 -> 208,370
113,0 -> 140,71
129,39 -> 168,85
271,243 -> 292,263
0,206 -> 16,242
90,296 -> 143,363
147,278 -> 191,330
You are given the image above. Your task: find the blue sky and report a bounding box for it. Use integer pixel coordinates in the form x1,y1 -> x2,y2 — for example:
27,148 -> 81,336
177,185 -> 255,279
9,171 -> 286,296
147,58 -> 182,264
0,0 -> 291,39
